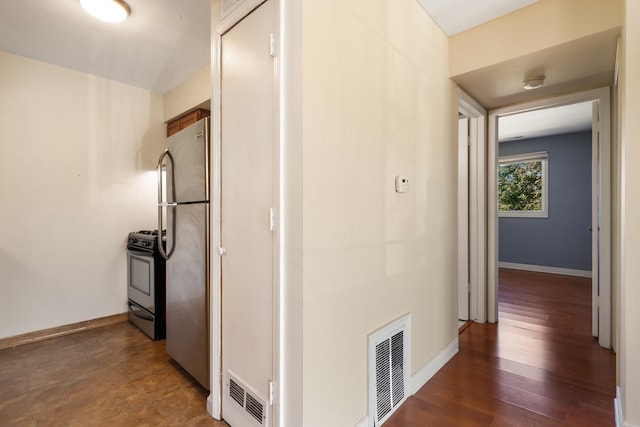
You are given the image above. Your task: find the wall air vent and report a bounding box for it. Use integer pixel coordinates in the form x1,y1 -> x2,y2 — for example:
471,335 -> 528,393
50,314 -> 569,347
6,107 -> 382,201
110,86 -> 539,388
246,392 -> 264,423
226,371 -> 269,426
369,314 -> 411,426
229,378 -> 246,407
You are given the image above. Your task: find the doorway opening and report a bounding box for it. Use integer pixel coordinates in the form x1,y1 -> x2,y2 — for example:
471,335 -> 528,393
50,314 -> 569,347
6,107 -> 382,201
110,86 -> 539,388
488,87 -> 612,349
496,101 -> 594,340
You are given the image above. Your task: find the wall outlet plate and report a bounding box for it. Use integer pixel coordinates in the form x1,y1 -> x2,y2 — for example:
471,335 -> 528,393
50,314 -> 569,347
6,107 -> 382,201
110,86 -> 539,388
395,176 -> 410,193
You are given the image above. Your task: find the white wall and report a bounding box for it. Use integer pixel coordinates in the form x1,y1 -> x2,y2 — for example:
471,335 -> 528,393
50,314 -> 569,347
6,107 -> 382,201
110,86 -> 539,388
0,51 -> 164,339
301,0 -> 457,425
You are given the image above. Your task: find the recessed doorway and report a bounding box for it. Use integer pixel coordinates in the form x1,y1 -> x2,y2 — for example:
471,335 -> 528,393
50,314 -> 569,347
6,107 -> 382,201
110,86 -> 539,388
488,87 -> 612,349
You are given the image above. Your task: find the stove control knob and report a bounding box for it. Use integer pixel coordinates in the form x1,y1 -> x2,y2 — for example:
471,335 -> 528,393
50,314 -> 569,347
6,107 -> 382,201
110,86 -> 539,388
129,238 -> 138,244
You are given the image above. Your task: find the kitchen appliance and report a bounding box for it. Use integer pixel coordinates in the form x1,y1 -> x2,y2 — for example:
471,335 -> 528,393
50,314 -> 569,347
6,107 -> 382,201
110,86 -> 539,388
157,117 -> 210,390
126,229 -> 166,340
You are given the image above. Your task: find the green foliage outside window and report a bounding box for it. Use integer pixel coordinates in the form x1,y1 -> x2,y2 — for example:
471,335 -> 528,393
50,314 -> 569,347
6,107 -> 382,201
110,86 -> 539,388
498,160 -> 543,212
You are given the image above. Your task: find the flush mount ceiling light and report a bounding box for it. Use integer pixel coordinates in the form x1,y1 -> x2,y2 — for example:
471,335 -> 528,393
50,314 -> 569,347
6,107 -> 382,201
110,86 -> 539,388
80,0 -> 131,23
522,75 -> 545,90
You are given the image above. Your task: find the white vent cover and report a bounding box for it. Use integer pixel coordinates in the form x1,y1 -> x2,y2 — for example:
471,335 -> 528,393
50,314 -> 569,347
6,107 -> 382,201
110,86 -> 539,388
225,371 -> 270,427
369,314 -> 411,426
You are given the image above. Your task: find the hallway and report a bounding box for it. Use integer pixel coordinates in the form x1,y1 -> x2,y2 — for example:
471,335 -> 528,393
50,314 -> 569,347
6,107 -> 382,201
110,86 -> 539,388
385,268 -> 616,426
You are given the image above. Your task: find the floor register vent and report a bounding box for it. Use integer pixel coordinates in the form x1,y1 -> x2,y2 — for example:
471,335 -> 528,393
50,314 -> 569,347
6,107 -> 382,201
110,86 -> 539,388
368,314 -> 411,426
226,371 -> 269,426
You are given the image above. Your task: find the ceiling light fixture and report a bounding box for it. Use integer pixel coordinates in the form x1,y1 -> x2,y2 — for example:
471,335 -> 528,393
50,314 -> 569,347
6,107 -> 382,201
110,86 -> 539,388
522,75 -> 545,90
79,0 -> 131,23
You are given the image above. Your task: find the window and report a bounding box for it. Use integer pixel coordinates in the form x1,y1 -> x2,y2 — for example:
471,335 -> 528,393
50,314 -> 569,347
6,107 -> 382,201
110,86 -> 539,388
498,151 -> 548,218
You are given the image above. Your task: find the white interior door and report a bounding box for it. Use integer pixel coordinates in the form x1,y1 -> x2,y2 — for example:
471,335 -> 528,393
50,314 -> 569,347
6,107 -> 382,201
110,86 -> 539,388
220,0 -> 276,425
458,117 -> 470,321
591,99 -> 611,348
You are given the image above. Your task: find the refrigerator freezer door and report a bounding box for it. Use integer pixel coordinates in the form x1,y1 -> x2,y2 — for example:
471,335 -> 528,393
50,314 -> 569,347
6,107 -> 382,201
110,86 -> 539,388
166,117 -> 209,204
166,202 -> 209,389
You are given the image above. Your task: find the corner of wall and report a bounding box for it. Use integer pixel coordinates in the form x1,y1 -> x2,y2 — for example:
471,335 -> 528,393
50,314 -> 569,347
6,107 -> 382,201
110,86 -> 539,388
352,335 -> 459,427
163,64 -> 212,122
411,336 -> 459,395
449,0 -> 623,77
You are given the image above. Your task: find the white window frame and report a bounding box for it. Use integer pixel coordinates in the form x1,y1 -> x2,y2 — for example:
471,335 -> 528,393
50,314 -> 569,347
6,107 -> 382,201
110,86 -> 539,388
498,151 -> 548,218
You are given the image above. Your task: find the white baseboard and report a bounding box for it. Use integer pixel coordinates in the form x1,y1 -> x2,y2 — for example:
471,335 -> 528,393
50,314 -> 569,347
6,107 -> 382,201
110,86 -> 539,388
206,393 -> 220,420
615,386 -> 640,427
411,337 -> 459,395
498,262 -> 592,278
353,415 -> 369,427
616,386 -> 623,427
613,386 -> 638,427
354,336 -> 459,427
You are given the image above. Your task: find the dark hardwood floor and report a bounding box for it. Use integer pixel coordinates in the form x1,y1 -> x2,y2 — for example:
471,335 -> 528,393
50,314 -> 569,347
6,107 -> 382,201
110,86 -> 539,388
385,268 -> 616,427
0,321 -> 228,426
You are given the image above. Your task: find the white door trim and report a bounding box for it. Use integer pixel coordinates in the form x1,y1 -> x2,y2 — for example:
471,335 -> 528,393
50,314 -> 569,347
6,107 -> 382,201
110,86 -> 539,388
458,90 -> 487,324
209,17 -> 223,420
487,87 -> 611,348
458,116 -> 470,321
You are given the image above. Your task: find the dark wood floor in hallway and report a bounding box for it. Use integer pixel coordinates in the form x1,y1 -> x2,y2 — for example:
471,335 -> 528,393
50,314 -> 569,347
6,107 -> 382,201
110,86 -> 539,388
385,268 -> 616,427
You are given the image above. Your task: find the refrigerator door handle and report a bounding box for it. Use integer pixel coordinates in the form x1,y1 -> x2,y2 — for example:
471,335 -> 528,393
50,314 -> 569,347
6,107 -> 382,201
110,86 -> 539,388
157,202 -> 178,260
157,149 -> 177,260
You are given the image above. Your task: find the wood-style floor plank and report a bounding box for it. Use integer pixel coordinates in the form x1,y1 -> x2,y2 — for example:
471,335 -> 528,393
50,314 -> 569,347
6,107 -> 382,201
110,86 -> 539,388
385,268 -> 616,427
0,322 -> 228,427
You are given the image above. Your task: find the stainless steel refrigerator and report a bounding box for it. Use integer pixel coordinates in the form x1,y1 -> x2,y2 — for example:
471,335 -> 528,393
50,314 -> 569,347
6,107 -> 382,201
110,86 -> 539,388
157,117 -> 209,389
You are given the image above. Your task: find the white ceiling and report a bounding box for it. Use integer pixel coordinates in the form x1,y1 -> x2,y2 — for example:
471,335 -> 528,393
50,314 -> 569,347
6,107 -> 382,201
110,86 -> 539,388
416,0 -> 539,35
0,0 -> 210,94
498,102 -> 594,142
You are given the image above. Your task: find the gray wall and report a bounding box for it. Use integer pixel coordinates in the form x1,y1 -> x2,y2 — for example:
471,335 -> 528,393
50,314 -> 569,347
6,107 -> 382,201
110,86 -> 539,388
499,131 -> 592,271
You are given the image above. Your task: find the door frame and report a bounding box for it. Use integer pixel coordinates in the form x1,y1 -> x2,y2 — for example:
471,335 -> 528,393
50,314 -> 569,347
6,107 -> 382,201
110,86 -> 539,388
458,90 -> 487,323
487,86 -> 611,348
457,115 -> 470,321
209,0 -> 282,420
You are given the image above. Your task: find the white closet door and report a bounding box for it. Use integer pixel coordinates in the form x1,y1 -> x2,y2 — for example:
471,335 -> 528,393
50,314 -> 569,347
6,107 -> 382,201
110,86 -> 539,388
220,0 -> 276,425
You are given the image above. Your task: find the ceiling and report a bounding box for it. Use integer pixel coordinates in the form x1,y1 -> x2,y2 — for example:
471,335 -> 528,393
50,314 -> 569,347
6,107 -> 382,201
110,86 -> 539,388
451,28 -> 620,110
498,101 -> 593,142
416,0 -> 539,36
415,0 -> 617,141
0,0 -> 210,94
0,0 -> 614,137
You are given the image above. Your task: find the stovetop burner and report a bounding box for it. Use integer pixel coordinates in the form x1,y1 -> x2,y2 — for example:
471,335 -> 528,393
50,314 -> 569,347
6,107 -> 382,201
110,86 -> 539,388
127,229 -> 165,252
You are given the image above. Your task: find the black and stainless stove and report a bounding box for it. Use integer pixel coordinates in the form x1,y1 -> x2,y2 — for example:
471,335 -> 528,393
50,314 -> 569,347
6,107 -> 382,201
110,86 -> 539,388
126,229 -> 166,340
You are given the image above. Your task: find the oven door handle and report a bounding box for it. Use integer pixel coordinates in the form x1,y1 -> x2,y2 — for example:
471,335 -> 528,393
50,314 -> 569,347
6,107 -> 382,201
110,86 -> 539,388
127,247 -> 154,256
128,302 -> 154,321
